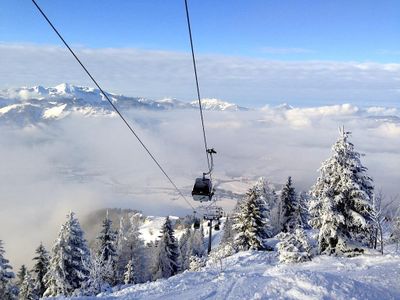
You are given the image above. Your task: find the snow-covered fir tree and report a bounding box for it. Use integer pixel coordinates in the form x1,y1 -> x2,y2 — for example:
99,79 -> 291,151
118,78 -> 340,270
81,252 -> 113,296
190,225 -> 206,257
123,259 -> 135,285
97,211 -> 117,263
0,240 -> 16,300
152,217 -> 181,280
280,176 -> 300,233
277,227 -> 312,263
97,212 -> 117,285
253,177 -> 274,237
391,211 -> 400,251
31,243 -> 49,298
115,214 -> 146,284
221,216 -> 235,245
262,185 -> 280,235
309,128 -> 375,256
16,265 -> 27,289
298,192 -> 310,229
179,228 -> 192,271
44,212 -> 90,297
19,271 -> 38,300
233,187 -> 271,251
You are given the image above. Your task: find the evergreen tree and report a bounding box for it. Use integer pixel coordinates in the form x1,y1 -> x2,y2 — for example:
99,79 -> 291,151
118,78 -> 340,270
253,177 -> 274,238
123,259 -> 135,285
190,225 -> 206,257
391,211 -> 400,251
179,228 -> 192,271
97,212 -> 117,285
115,214 -> 146,284
277,228 -> 312,263
97,211 -> 117,263
44,212 -> 90,297
81,252 -> 113,296
32,243 -> 49,298
16,265 -> 27,289
0,240 -> 16,300
152,217 -> 181,280
19,271 -> 38,300
233,187 -> 271,251
309,129 -> 375,256
280,176 -> 300,232
221,216 -> 235,245
298,192 -> 310,229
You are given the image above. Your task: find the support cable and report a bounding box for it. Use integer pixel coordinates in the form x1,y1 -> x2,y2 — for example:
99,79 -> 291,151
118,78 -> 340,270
31,0 -> 195,212
184,0 -> 211,171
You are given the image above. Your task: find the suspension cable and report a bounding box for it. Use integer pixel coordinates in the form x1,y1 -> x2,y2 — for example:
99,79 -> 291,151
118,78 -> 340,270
31,0 -> 195,212
184,0 -> 211,171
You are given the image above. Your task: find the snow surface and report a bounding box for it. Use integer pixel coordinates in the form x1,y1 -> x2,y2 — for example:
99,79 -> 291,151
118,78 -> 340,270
65,249 -> 400,300
139,216 -> 180,243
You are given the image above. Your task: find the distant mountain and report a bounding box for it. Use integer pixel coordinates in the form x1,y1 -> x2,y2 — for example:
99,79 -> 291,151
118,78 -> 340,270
0,83 -> 248,126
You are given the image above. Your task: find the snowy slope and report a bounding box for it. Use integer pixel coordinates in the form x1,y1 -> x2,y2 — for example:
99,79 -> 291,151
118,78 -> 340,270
74,250 -> 400,300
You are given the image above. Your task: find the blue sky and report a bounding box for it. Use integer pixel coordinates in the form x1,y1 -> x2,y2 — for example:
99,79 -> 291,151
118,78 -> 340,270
1,1 -> 399,107
2,0 -> 400,62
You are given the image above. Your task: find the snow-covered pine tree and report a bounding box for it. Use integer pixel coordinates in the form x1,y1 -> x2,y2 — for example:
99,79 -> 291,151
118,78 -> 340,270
179,228 -> 192,271
253,177 -> 274,238
263,186 -> 281,235
298,192 -> 310,229
115,214 -> 146,284
0,240 -> 16,300
16,265 -> 27,289
309,128 -> 375,256
221,216 -> 235,245
123,259 -> 135,285
277,227 -> 312,263
190,225 -> 206,257
19,271 -> 38,300
391,209 -> 400,251
152,217 -> 181,280
233,187 -> 271,251
97,211 -> 117,285
280,176 -> 300,233
32,243 -> 49,298
81,251 -> 113,296
44,211 -> 90,297
97,211 -> 117,263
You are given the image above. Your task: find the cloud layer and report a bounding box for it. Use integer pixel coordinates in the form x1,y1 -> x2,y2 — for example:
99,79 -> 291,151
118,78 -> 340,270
0,103 -> 399,269
1,43 -> 400,107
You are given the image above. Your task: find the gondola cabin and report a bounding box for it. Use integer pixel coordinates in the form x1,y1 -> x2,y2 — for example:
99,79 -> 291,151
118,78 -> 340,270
193,217 -> 201,229
192,177 -> 213,202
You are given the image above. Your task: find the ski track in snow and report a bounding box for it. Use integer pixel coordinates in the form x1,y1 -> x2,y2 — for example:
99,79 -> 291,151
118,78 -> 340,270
67,251 -> 400,300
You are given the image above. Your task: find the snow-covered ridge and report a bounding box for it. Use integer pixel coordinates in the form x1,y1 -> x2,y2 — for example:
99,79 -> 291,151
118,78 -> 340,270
0,84 -> 247,125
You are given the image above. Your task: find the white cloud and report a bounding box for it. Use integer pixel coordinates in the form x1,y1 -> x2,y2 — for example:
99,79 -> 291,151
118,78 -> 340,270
0,105 -> 399,269
1,43 -> 400,108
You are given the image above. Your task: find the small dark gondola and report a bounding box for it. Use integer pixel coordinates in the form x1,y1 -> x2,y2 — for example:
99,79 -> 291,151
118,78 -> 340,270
192,177 -> 214,202
193,217 -> 201,229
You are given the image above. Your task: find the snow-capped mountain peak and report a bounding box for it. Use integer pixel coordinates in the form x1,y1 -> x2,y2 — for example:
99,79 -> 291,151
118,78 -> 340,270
0,84 -> 247,126
191,98 -> 247,111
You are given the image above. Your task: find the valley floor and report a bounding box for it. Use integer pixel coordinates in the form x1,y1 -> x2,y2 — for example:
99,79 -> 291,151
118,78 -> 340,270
72,249 -> 400,300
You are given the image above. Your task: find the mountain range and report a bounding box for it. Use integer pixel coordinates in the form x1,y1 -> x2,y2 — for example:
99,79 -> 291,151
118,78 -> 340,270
0,83 -> 248,126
